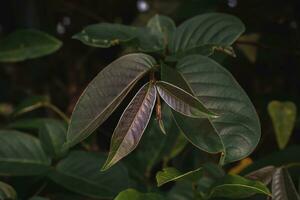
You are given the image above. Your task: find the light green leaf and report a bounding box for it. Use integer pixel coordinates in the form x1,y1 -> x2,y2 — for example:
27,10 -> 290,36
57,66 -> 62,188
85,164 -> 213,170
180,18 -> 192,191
49,151 -> 129,199
175,55 -> 261,163
156,167 -> 203,186
268,101 -> 297,149
272,167 -> 300,200
169,13 -> 245,59
102,83 -> 157,171
0,181 -> 17,200
66,53 -> 156,148
209,174 -> 271,199
0,29 -> 62,62
114,189 -> 164,200
0,130 -> 50,176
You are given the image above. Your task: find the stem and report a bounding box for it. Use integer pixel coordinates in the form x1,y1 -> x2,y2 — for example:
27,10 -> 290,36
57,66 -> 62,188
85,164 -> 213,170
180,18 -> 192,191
44,103 -> 70,123
284,162 -> 300,169
33,182 -> 47,196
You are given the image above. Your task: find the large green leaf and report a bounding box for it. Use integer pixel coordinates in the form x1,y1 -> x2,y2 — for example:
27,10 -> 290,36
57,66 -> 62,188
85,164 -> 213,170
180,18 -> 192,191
168,13 -> 245,59
0,181 -> 17,200
268,101 -> 297,149
102,83 -> 157,171
0,29 -> 62,62
272,167 -> 300,200
49,151 -> 129,199
0,130 -> 50,176
175,55 -> 261,163
156,81 -> 217,118
114,189 -> 165,200
66,53 -> 156,148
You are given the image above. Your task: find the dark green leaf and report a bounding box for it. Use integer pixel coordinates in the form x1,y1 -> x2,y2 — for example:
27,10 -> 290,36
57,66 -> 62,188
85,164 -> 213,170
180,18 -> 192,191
0,130 -> 50,176
272,167 -> 300,200
8,118 -> 48,131
114,189 -> 164,200
49,151 -> 129,199
0,29 -> 62,62
29,197 -> 48,200
66,53 -> 156,148
0,181 -> 17,200
102,83 -> 157,171
245,166 -> 276,185
167,182 -> 194,200
268,101 -> 297,149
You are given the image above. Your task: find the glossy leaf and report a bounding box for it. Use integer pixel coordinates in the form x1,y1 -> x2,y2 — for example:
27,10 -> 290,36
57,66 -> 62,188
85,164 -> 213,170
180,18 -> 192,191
102,83 -> 157,171
0,181 -> 17,200
0,29 -> 62,62
156,81 -> 217,118
169,13 -> 245,59
114,189 -> 165,200
209,175 -> 271,199
245,166 -> 276,185
49,151 -> 129,199
175,55 -> 261,163
156,167 -> 203,186
66,53 -> 156,148
0,130 -> 50,176
268,101 -> 297,149
272,167 -> 300,200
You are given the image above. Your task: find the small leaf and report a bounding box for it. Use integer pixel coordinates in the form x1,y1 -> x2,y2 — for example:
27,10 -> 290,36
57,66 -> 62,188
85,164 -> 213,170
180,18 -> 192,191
209,174 -> 271,199
0,181 -> 17,200
49,151 -> 129,199
114,189 -> 165,200
156,81 -> 217,118
0,29 -> 62,62
245,166 -> 276,185
66,53 -> 156,148
268,101 -> 297,149
0,130 -> 50,176
102,83 -> 157,171
156,167 -> 203,186
272,167 -> 300,200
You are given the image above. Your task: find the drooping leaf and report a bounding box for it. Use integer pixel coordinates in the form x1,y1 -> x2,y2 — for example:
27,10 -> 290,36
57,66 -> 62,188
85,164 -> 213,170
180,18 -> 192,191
49,151 -> 129,199
102,83 -> 157,171
114,189 -> 165,200
0,130 -> 50,176
268,101 -> 297,149
245,166 -> 276,185
156,167 -> 203,186
209,174 -> 271,199
66,53 -> 156,148
175,55 -> 261,163
156,81 -> 217,118
169,13 -> 245,59
272,167 -> 300,200
0,181 -> 17,200
0,29 -> 62,62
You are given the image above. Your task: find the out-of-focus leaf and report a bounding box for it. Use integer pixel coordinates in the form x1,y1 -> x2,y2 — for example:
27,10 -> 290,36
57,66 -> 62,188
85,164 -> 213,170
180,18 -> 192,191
209,175 -> 271,199
66,53 -> 156,148
8,118 -> 51,132
237,33 -> 261,63
156,81 -> 217,118
156,167 -> 203,186
0,29 -> 62,62
245,166 -> 276,185
0,181 -> 17,200
13,96 -> 50,117
102,83 -> 157,171
228,158 -> 253,175
175,55 -> 261,163
167,182 -> 194,200
0,130 -> 50,176
268,100 -> 297,149
29,197 -> 48,200
0,103 -> 13,117
169,13 -> 245,59
49,151 -> 129,199
166,132 -> 188,160
272,167 -> 300,200
114,189 -> 164,200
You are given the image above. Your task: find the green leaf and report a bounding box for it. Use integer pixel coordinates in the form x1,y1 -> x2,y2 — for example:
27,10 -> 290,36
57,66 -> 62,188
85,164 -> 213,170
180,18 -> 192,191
245,166 -> 275,185
209,174 -> 271,199
272,167 -> 300,200
8,118 -> 49,131
102,83 -> 157,171
49,151 -> 129,199
167,182 -> 194,200
114,189 -> 165,200
175,55 -> 261,163
0,181 -> 17,200
66,53 -> 156,148
0,29 -> 62,62
29,197 -> 48,200
169,13 -> 245,59
156,167 -> 203,186
156,81 -> 217,118
268,101 -> 297,149
0,130 -> 50,176
38,119 -> 68,158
